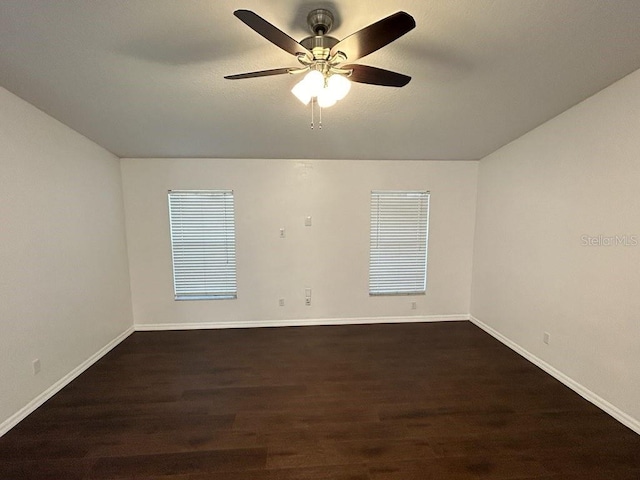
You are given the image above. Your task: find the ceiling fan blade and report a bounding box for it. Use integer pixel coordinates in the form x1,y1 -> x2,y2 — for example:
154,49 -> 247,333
234,10 -> 311,57
225,68 -> 292,80
345,64 -> 411,87
330,11 -> 415,62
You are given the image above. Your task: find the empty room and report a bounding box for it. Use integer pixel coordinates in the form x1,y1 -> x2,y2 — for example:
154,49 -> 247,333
1,1 -> 639,479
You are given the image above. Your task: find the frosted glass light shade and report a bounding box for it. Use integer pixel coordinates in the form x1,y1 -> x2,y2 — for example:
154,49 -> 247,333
317,87 -> 337,108
327,74 -> 351,100
304,70 -> 324,97
291,79 -> 312,105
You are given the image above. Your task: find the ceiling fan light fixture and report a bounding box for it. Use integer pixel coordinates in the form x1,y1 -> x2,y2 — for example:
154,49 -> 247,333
292,71 -> 351,107
291,70 -> 325,105
291,70 -> 325,104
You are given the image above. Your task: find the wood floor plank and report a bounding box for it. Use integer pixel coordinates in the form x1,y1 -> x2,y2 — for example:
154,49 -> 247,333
89,448 -> 267,478
0,322 -> 638,479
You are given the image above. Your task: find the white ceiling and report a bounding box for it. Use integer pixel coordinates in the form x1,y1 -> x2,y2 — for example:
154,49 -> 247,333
1,1 -> 640,160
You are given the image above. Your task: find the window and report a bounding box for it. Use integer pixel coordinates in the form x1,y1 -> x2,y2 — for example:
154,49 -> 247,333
369,190 -> 430,295
168,190 -> 237,300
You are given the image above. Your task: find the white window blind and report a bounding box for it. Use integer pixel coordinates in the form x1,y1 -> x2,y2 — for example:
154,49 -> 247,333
369,190 -> 430,295
168,190 -> 237,300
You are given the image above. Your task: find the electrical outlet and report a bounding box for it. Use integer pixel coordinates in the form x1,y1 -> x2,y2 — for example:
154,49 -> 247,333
279,298 -> 285,307
411,301 -> 417,310
32,359 -> 41,375
543,332 -> 550,345
304,288 -> 312,306
279,228 -> 285,238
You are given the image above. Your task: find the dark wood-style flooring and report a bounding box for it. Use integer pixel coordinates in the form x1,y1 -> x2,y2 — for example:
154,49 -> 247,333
1,321 -> 639,479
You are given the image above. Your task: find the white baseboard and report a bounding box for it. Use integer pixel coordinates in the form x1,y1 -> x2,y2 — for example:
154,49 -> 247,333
134,314 -> 470,331
469,315 -> 640,435
0,326 -> 134,438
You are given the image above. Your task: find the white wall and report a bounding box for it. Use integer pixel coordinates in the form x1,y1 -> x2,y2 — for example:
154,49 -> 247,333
121,159 -> 477,328
471,69 -> 640,428
0,87 -> 133,432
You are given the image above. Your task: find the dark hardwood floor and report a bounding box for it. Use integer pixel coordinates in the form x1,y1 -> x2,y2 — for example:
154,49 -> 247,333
1,321 -> 639,479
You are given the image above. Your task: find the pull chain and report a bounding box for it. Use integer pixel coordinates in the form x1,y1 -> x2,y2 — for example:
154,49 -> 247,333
308,98 -> 324,130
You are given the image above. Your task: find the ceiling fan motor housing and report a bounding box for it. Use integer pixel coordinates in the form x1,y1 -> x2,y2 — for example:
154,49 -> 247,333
300,35 -> 339,57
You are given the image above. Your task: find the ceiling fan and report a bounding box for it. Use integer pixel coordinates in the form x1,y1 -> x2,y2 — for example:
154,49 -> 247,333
225,8 -> 416,110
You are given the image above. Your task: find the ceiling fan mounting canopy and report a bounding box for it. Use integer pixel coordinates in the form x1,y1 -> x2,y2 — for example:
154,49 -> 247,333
306,8 -> 334,36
